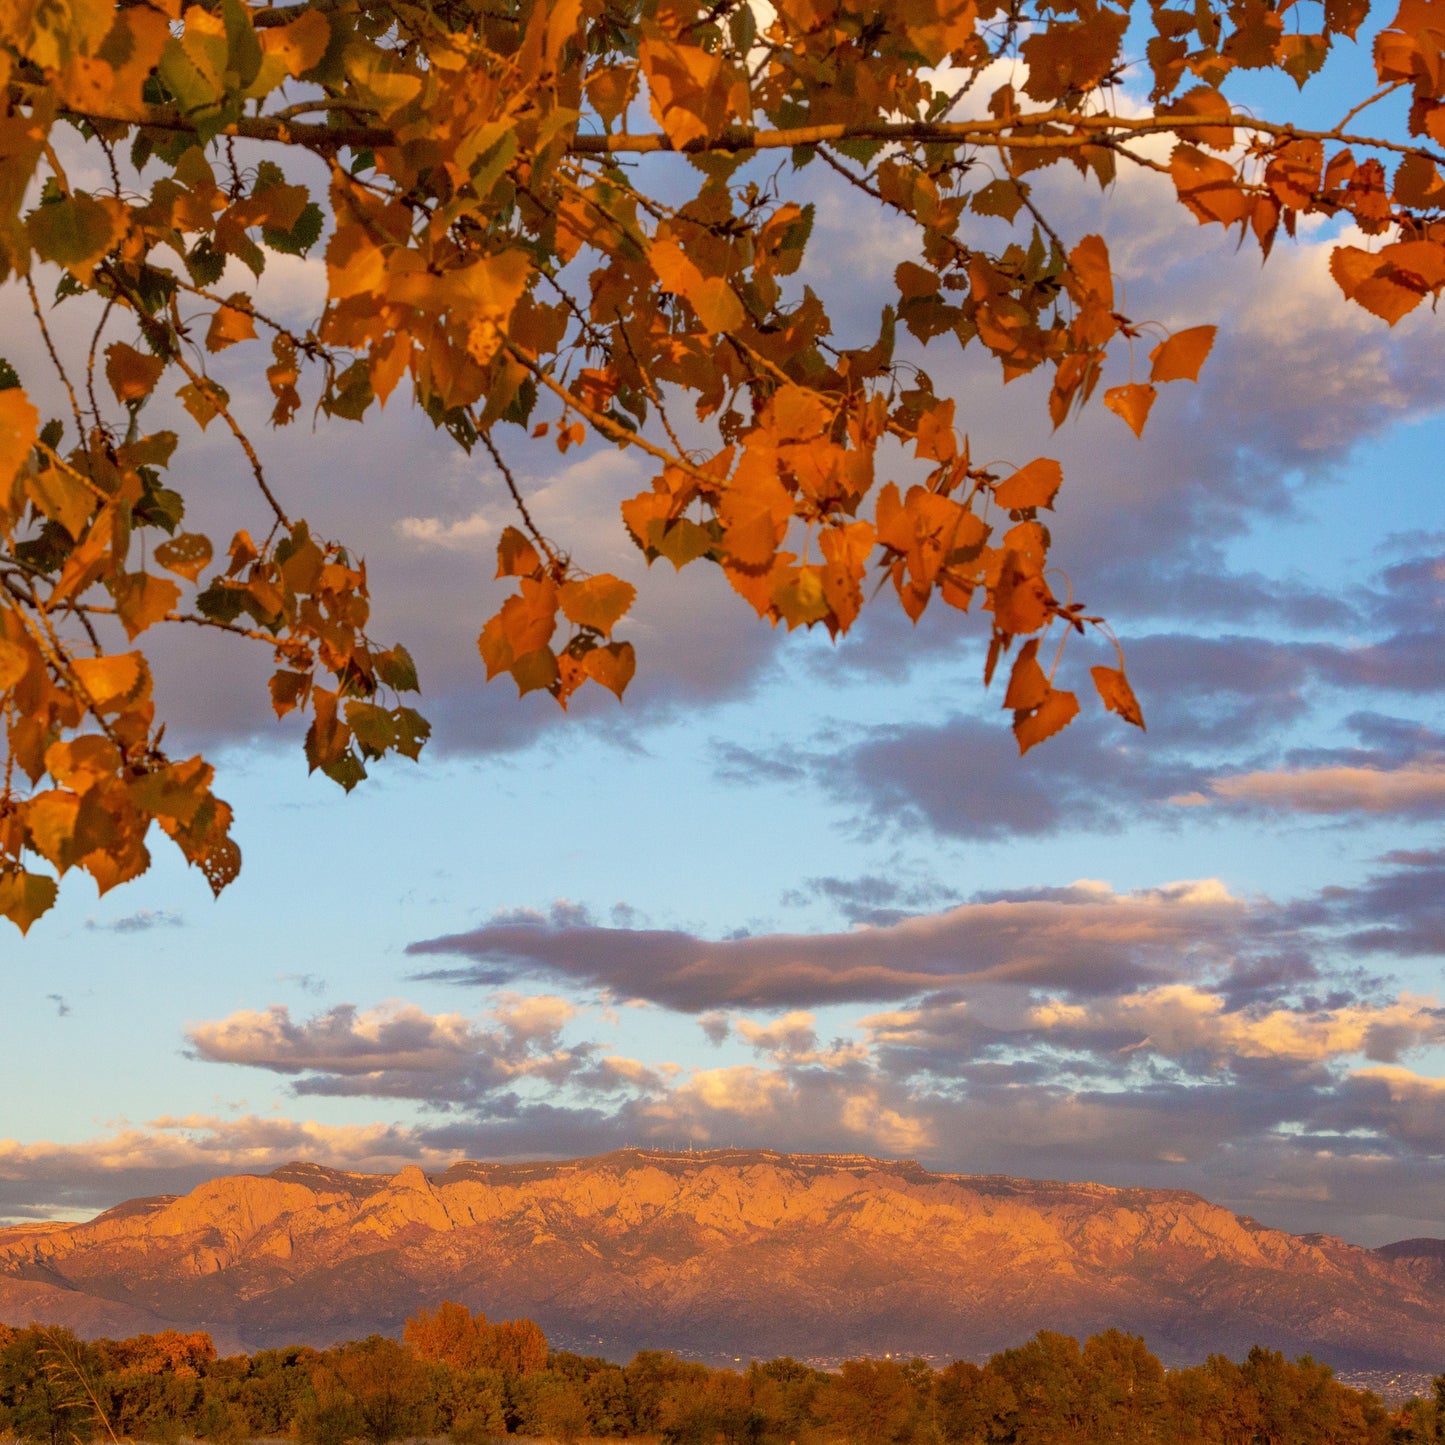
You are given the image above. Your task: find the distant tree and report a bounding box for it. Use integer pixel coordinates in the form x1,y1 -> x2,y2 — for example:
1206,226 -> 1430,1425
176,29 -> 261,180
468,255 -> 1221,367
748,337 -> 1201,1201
485,1318 -> 550,1379
934,1360 -> 1017,1445
1078,1330 -> 1167,1445
748,1357 -> 827,1445
817,1359 -> 917,1445
314,1335 -> 428,1445
406,1301 -> 490,1372
580,1363 -> 630,1439
516,1369 -> 593,1445
234,1346 -> 325,1437
624,1352 -> 712,1435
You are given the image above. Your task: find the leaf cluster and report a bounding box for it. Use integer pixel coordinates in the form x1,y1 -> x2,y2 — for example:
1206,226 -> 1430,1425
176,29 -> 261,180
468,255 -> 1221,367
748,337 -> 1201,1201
2,0 -> 1443,927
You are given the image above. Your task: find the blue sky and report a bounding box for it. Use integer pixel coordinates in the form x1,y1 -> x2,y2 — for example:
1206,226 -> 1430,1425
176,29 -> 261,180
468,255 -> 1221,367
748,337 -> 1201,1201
3,26 -> 1445,1251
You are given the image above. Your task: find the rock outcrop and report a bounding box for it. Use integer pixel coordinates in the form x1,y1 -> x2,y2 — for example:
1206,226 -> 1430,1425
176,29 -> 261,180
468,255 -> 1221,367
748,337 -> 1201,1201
1,1149 -> 1441,1369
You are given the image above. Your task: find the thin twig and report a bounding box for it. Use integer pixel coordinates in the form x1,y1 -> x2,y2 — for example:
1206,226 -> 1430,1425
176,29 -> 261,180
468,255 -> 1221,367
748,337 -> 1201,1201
478,428 -> 556,563
24,275 -> 85,442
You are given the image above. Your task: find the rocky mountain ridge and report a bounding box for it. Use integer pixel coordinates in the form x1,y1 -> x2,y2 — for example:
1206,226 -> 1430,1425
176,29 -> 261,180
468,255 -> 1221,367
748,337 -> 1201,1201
1,1149 -> 1441,1369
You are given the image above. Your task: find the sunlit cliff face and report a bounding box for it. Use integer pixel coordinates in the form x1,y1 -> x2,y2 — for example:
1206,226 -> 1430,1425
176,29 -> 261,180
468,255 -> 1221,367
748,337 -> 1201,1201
2,1149 -> 1443,1370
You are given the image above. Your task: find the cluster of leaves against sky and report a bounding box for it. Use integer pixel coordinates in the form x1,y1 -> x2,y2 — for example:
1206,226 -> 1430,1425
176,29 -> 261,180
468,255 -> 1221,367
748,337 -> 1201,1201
0,0 -> 1442,932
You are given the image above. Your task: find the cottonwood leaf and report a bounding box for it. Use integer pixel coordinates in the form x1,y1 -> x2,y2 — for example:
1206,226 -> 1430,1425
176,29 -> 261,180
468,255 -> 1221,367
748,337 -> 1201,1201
1003,640 -> 1049,711
0,388 -> 40,482
583,641 -> 636,698
26,193 -> 123,276
994,458 -> 1063,511
112,571 -> 181,639
0,869 -> 58,934
559,574 -> 636,636
1091,665 -> 1146,728
1014,687 -> 1080,754
154,533 -> 213,583
71,653 -> 150,710
105,343 -> 166,403
1148,326 -> 1217,382
1103,382 -> 1156,437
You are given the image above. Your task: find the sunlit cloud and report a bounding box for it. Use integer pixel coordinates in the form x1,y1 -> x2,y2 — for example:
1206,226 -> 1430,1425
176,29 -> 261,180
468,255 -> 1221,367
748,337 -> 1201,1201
1194,762 -> 1445,815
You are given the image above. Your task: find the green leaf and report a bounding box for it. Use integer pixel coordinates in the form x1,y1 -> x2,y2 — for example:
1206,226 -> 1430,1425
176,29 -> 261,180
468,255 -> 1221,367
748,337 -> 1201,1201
262,201 -> 323,257
375,645 -> 420,693
26,194 -> 121,274
322,751 -> 366,791
391,706 -> 430,760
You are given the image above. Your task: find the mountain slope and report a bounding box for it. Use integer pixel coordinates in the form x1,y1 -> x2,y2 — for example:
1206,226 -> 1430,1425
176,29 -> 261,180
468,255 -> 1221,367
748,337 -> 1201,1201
1,1149 -> 1441,1369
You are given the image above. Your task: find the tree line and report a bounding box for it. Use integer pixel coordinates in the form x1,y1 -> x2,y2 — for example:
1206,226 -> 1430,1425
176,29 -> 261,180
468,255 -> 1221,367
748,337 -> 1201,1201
1,1307 -> 1443,1445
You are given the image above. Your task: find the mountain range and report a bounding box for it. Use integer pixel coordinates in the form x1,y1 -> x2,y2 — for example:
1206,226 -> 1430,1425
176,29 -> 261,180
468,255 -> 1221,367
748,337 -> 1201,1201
2,1149 -> 1443,1371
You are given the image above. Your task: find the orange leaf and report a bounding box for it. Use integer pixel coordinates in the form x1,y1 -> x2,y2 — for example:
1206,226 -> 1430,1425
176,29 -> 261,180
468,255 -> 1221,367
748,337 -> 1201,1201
1068,234 -> 1114,308
496,526 -> 542,578
582,641 -> 636,698
205,295 -> 257,353
1103,382 -> 1157,437
1148,326 -> 1217,383
260,7 -> 329,75
1091,665 -> 1146,729
0,637 -> 31,690
105,343 -> 166,403
992,554 -> 1051,634
1014,687 -> 1080,754
510,645 -> 559,697
1170,145 -> 1251,226
1330,245 -> 1428,324
994,458 -> 1063,511
1003,640 -> 1049,711
558,574 -> 636,636
111,571 -> 181,639
0,387 -> 39,486
650,239 -> 744,334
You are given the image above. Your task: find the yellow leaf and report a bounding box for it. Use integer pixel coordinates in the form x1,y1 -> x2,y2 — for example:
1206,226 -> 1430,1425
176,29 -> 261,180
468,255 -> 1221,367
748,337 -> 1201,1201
111,571 -> 181,639
24,790 -> 80,870
154,532 -> 213,582
71,653 -> 150,710
25,193 -> 124,278
177,379 -> 229,430
0,868 -> 58,934
25,462 -> 94,540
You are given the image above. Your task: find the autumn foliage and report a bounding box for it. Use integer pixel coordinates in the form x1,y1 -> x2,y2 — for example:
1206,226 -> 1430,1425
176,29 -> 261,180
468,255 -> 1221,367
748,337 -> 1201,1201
0,1317 -> 1434,1445
3,0 -> 1444,928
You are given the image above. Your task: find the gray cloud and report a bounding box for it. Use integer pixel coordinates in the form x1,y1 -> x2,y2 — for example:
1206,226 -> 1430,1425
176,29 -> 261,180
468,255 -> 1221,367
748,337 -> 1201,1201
406,879 -> 1247,1010
186,997 -> 588,1104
